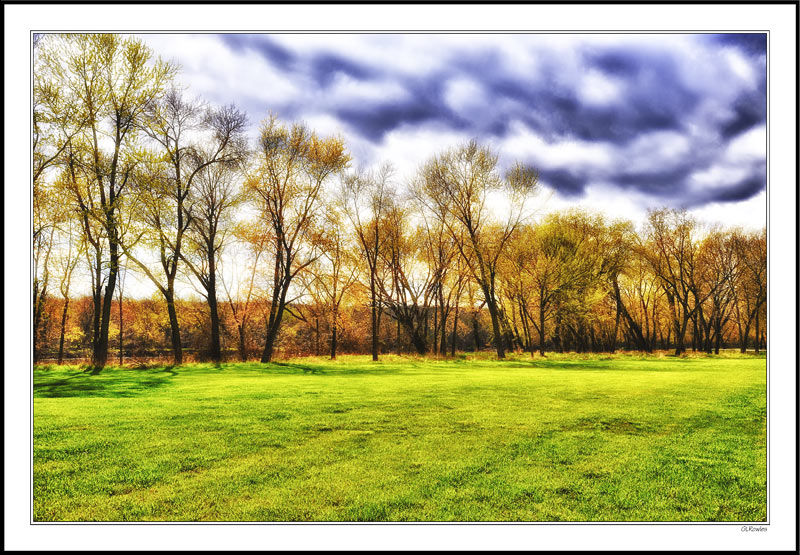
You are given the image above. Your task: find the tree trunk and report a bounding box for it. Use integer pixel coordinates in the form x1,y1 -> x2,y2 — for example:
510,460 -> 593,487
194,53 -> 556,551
486,298 -> 505,359
238,323 -> 247,361
396,317 -> 402,354
118,291 -> 124,365
432,294 -> 438,356
611,299 -> 620,354
261,253 -> 289,364
314,316 -> 321,356
472,310 -> 481,352
208,285 -> 221,362
451,301 -> 459,357
33,282 -> 47,363
554,313 -> 563,353
165,291 -> 183,365
439,293 -> 448,357
409,329 -> 428,355
330,308 -> 338,360
57,297 -> 70,365
91,258 -> 102,360
370,275 -> 379,361
261,322 -> 279,363
93,244 -> 118,373
739,321 -> 750,353
613,279 -> 649,352
754,308 -> 760,354
538,303 -> 546,357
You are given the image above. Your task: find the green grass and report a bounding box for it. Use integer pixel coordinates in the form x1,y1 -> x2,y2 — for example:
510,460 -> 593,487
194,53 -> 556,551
33,352 -> 766,522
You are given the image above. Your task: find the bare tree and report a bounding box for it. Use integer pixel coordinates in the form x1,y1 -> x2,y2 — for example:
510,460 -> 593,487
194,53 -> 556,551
221,223 -> 271,361
246,114 -> 350,363
340,164 -> 394,361
123,91 -> 247,364
301,206 -> 359,359
642,209 -> 700,356
181,144 -> 247,362
415,141 -> 539,359
377,202 -> 437,355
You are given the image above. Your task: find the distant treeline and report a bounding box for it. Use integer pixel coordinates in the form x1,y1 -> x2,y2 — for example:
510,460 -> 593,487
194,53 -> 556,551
33,34 -> 766,369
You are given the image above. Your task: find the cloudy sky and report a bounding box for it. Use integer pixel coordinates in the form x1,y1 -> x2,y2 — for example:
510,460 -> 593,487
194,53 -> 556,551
140,32 -> 767,228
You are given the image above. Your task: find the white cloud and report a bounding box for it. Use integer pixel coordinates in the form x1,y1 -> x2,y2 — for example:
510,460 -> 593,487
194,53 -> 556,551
622,131 -> 691,173
443,77 -> 487,113
688,163 -> 751,189
578,69 -> 624,106
498,121 -> 615,171
689,189 -> 767,229
723,48 -> 758,88
725,124 -> 767,161
327,74 -> 410,106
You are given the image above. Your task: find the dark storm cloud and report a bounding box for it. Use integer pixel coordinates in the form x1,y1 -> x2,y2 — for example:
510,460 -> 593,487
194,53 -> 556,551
538,169 -> 588,198
215,34 -> 766,208
721,93 -> 767,139
708,33 -> 767,57
709,174 -> 765,203
310,53 -> 376,87
219,34 -> 296,70
335,99 -> 467,142
333,73 -> 471,141
616,166 -> 697,196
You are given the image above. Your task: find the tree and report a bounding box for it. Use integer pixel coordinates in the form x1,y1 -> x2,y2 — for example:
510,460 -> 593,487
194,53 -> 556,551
221,223 -> 271,361
415,141 -> 539,359
53,210 -> 85,365
181,140 -> 247,362
341,164 -> 394,361
33,181 -> 59,362
642,209 -> 700,356
697,228 -> 742,353
116,260 -> 128,365
418,203 -> 462,356
301,206 -> 359,359
123,89 -> 247,364
246,114 -> 350,363
732,228 -> 766,353
377,201 -> 437,355
43,34 -> 176,371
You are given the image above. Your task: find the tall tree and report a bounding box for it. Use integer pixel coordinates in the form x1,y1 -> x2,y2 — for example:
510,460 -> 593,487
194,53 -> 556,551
301,206 -> 358,360
53,208 -> 85,365
123,90 -> 247,364
697,228 -> 742,353
221,223 -> 271,361
42,34 -> 176,371
33,182 -> 59,362
378,202 -> 437,355
415,141 -> 539,359
642,209 -> 699,356
181,144 -> 247,362
246,114 -> 350,363
732,228 -> 767,353
341,164 -> 394,361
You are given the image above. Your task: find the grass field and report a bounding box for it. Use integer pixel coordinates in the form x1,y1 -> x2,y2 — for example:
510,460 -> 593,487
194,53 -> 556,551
33,352 -> 766,522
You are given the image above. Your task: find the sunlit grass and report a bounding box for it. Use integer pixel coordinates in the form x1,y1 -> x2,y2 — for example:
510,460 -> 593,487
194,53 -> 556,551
33,352 -> 766,522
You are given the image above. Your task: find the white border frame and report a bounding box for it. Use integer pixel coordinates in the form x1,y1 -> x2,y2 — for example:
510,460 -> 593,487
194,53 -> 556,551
5,3 -> 796,551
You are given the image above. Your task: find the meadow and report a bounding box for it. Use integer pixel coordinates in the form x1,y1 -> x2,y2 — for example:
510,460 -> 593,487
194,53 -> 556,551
33,352 -> 766,522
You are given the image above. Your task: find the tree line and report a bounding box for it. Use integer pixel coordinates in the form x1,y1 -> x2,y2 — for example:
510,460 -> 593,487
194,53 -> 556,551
33,34 -> 767,371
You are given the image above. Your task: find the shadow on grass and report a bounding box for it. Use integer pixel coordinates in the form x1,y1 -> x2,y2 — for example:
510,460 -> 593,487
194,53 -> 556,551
262,361 -> 410,376
271,361 -> 325,374
34,368 -> 177,398
497,357 -> 702,372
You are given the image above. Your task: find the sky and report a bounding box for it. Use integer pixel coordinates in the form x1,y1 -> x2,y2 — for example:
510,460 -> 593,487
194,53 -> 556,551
140,32 -> 767,230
